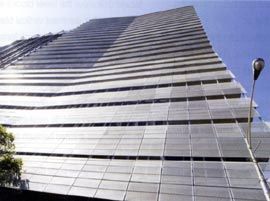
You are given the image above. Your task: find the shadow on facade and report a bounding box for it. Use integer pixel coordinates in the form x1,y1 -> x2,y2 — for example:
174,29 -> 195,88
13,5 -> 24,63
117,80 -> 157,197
0,186 -> 112,201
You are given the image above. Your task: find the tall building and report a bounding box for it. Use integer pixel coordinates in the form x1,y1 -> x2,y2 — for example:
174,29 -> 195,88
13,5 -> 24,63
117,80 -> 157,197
0,6 -> 270,201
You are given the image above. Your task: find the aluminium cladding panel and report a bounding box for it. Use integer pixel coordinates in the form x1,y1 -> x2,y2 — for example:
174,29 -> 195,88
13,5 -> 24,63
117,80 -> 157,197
0,65 -> 226,86
0,85 -> 62,93
0,62 -> 226,83
23,37 -> 209,62
0,79 -> 240,99
7,51 -> 218,70
0,69 -> 233,93
11,123 -> 270,159
45,31 -> 206,50
92,53 -> 220,70
49,24 -> 205,45
55,70 -> 233,92
0,60 -> 226,80
18,155 -> 267,201
0,83 -> 243,107
8,52 -> 220,71
33,37 -> 208,58
0,103 -> 258,126
14,42 -> 212,66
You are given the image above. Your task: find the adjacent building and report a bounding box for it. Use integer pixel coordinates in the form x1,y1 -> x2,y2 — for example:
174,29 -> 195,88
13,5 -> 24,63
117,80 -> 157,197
0,6 -> 269,201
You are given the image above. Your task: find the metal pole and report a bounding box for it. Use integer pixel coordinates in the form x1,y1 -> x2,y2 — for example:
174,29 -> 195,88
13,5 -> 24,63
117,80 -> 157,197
247,79 -> 256,149
244,139 -> 270,201
245,58 -> 269,200
245,75 -> 270,200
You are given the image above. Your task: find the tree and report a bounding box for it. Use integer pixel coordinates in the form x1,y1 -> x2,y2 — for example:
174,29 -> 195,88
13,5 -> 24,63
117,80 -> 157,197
0,125 -> 22,186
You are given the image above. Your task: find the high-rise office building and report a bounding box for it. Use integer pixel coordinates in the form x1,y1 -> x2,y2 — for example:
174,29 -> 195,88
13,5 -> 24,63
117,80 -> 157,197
0,6 -> 270,201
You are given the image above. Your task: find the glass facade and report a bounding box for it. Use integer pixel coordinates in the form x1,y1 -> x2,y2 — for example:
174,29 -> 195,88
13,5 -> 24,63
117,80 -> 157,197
0,6 -> 269,201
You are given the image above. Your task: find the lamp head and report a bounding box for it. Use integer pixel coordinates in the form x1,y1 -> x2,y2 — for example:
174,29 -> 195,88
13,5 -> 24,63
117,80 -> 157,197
252,58 -> 265,80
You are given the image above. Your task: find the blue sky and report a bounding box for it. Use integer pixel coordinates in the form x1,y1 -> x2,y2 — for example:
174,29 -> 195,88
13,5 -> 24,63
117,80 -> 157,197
0,0 -> 269,120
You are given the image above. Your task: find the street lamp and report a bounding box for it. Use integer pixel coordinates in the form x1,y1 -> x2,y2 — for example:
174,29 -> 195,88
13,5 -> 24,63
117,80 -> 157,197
247,58 -> 265,149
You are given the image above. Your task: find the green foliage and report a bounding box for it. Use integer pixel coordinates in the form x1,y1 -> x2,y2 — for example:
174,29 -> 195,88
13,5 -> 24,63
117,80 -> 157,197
0,125 -> 22,186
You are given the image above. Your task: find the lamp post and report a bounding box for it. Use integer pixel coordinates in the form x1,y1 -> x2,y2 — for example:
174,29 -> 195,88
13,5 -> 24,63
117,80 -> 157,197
247,58 -> 265,149
246,58 -> 270,200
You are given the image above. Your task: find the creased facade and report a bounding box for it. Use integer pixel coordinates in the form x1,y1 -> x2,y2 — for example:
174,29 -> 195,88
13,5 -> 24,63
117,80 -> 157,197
0,6 -> 269,201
